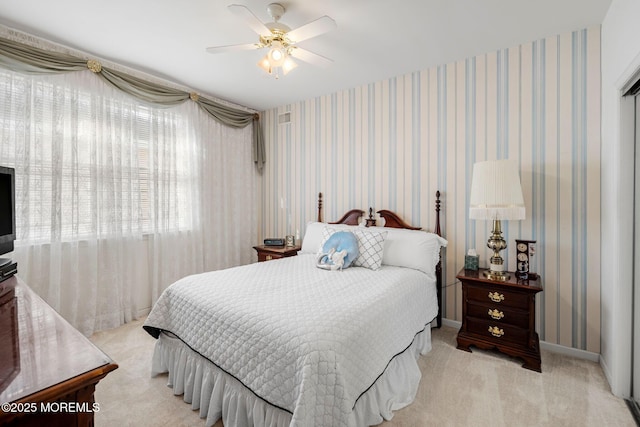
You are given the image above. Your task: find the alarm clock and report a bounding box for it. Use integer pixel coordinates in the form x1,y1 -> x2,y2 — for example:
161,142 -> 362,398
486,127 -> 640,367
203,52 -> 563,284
515,239 -> 537,280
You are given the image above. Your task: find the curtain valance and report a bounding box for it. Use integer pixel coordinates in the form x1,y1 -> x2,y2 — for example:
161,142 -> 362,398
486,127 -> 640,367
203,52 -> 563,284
0,37 -> 265,171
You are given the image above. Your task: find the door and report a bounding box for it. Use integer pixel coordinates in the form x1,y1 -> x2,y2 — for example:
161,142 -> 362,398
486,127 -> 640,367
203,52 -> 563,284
634,91 -> 640,408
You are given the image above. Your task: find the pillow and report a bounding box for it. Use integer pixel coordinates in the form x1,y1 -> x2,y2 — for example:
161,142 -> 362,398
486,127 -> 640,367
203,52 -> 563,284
301,221 -> 357,254
300,222 -> 330,254
369,226 -> 448,278
300,222 -> 326,254
317,231 -> 359,270
318,225 -> 341,253
351,228 -> 387,270
319,225 -> 387,270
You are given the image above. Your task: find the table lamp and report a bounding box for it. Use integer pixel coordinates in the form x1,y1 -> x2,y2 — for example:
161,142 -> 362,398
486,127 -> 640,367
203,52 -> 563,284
469,159 -> 525,281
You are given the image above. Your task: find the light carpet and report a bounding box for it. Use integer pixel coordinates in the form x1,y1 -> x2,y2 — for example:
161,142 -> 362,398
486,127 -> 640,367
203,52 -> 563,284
90,318 -> 635,427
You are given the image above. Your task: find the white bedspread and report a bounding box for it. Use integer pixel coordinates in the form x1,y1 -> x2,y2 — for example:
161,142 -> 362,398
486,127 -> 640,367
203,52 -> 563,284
143,254 -> 438,427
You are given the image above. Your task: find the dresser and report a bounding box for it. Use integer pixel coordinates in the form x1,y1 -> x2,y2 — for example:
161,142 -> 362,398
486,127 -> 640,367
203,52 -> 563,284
253,245 -> 301,262
0,276 -> 118,426
456,268 -> 543,372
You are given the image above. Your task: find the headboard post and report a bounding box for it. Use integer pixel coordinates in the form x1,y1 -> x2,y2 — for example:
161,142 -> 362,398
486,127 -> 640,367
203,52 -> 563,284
434,190 -> 443,329
435,191 -> 442,237
317,192 -> 323,223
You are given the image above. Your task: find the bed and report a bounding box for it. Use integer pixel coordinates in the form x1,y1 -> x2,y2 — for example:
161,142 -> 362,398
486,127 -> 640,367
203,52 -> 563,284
143,192 -> 446,427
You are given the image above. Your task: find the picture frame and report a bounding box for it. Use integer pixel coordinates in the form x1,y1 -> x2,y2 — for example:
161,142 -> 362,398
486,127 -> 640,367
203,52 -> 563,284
285,235 -> 295,247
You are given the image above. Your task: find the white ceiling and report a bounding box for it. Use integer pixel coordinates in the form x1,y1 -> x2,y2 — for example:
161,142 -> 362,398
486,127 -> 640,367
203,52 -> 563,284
0,0 -> 611,111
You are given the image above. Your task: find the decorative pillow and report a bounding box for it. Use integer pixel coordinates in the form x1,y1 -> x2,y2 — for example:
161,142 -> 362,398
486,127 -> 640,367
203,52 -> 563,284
319,225 -> 387,271
317,231 -> 359,270
317,224 -> 350,253
351,228 -> 387,270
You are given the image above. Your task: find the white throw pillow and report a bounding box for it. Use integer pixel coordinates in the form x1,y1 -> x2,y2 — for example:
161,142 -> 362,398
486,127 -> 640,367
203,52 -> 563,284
351,228 -> 387,270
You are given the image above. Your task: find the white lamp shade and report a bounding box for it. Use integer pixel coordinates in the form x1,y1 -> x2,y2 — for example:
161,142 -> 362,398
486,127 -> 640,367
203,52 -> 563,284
469,159 -> 525,221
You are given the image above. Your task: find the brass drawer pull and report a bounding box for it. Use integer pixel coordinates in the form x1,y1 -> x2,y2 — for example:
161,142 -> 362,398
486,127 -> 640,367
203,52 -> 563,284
488,309 -> 504,320
488,326 -> 504,337
265,255 -> 272,260
488,291 -> 504,303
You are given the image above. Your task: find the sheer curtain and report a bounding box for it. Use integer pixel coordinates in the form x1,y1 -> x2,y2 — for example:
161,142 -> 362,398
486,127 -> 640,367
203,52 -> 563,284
148,101 -> 258,303
0,68 -> 257,336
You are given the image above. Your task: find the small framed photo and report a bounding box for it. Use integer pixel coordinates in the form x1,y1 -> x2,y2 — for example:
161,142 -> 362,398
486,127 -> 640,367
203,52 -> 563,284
285,235 -> 295,247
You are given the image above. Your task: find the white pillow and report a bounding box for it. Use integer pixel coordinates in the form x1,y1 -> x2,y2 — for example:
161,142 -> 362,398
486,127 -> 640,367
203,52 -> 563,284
319,225 -> 387,270
369,226 -> 448,278
300,221 -> 327,254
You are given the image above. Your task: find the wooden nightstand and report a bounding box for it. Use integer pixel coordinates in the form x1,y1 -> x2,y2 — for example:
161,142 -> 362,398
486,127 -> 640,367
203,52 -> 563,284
456,268 -> 543,372
253,245 -> 301,262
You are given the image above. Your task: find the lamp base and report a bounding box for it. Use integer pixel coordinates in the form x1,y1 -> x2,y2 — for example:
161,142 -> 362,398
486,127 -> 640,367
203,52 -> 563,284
483,219 -> 510,281
483,269 -> 510,281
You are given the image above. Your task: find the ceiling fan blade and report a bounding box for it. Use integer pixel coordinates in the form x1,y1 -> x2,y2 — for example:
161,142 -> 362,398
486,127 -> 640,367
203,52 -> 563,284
287,16 -> 336,43
290,47 -> 333,68
206,43 -> 258,54
228,4 -> 272,37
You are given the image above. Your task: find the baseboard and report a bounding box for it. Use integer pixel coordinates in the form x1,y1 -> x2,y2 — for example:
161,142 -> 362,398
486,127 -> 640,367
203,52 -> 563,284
540,339 -> 599,362
441,318 -> 462,330
136,307 -> 151,318
441,318 -> 600,363
600,356 -> 615,395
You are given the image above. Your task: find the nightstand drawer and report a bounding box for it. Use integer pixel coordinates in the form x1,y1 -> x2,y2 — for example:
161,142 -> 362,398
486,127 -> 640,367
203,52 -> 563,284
466,285 -> 530,310
466,317 -> 529,346
258,252 -> 284,262
466,302 -> 530,328
253,245 -> 301,263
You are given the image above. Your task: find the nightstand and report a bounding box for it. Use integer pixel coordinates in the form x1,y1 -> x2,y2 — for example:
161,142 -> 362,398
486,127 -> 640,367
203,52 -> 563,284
456,268 -> 543,372
253,245 -> 301,262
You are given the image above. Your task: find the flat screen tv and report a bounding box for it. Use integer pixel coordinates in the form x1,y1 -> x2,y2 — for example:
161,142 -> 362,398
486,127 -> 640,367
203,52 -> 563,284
0,166 -> 15,265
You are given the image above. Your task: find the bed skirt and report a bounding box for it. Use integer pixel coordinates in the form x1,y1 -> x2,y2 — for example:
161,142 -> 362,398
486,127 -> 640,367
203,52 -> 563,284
151,327 -> 432,427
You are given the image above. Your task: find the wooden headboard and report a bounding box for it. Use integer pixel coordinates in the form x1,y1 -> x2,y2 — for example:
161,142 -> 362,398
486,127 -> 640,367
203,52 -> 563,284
316,191 -> 444,328
317,192 -> 442,234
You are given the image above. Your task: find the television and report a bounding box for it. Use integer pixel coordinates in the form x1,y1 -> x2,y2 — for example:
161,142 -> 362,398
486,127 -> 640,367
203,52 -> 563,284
0,166 -> 15,266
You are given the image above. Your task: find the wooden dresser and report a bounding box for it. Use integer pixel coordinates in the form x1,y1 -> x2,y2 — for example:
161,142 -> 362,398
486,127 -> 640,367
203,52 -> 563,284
456,268 -> 543,372
253,245 -> 301,262
0,276 -> 118,426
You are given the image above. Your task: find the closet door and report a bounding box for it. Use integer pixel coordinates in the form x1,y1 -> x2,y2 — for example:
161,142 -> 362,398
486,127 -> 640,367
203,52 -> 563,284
634,92 -> 640,407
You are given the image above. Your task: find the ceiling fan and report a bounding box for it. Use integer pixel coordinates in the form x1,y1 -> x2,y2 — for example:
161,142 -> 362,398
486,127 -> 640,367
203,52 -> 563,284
206,3 -> 337,78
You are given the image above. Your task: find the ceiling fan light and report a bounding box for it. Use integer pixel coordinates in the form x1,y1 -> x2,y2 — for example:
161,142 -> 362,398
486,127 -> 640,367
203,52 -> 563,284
257,55 -> 272,74
282,57 -> 297,75
268,47 -> 285,66
271,49 -> 283,61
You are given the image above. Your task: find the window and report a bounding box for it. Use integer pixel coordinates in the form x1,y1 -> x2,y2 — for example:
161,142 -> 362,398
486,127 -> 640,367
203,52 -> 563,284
0,69 -> 196,244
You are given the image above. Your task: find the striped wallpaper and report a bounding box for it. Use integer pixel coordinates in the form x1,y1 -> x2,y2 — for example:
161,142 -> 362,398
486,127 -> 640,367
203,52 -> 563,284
259,26 -> 601,353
